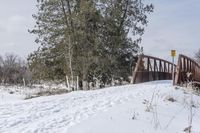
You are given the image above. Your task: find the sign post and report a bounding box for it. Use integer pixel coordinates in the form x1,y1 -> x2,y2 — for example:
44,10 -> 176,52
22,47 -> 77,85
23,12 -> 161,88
171,50 -> 176,84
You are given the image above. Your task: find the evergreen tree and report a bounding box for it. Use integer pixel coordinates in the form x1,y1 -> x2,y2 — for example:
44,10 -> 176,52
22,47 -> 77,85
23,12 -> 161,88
29,0 -> 153,89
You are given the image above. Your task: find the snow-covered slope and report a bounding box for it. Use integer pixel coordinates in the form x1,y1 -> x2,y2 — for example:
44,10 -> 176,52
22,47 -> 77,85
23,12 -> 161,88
0,92 -> 23,103
0,83 -> 69,101
0,81 -> 200,133
0,86 -> 24,103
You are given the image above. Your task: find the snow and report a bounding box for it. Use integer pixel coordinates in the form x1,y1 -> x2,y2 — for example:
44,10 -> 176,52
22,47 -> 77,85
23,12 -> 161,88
0,80 -> 200,133
0,83 -> 69,101
0,92 -> 23,103
0,86 -> 24,103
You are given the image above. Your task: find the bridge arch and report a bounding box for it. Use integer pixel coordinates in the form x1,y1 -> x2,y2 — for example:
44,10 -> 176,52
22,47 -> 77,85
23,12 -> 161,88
132,54 -> 176,84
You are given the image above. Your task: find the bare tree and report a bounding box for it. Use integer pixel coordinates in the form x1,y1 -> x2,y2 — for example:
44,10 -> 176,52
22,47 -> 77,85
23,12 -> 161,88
195,49 -> 200,64
0,53 -> 32,85
0,55 -> 3,84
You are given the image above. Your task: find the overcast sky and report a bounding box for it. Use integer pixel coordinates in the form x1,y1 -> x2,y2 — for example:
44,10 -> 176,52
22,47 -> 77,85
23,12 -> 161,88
0,0 -> 200,61
0,0 -> 37,60
141,0 -> 200,61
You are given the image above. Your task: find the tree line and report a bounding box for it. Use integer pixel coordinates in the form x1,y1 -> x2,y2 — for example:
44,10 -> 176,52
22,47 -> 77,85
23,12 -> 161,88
0,54 -> 31,85
28,0 -> 154,89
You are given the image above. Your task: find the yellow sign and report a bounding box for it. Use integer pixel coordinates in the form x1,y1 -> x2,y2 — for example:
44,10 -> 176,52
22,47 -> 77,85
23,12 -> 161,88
171,50 -> 176,57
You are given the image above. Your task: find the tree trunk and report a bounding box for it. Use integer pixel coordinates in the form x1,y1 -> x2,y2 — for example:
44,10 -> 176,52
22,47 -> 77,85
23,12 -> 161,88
68,35 -> 74,89
65,75 -> 70,88
76,76 -> 79,90
23,78 -> 26,87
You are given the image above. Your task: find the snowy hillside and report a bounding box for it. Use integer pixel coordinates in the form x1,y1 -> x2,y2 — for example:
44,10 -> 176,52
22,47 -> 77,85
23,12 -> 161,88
0,81 -> 200,133
0,83 -> 69,101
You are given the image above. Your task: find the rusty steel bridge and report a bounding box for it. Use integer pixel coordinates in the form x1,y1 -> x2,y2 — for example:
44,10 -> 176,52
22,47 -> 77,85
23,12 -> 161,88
132,54 -> 200,87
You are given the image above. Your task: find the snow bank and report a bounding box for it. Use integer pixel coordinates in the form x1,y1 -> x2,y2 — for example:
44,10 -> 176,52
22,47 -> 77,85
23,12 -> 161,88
0,80 -> 200,133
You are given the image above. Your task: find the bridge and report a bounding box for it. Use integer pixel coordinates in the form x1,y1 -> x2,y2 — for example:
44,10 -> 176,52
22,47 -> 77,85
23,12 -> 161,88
132,54 -> 200,87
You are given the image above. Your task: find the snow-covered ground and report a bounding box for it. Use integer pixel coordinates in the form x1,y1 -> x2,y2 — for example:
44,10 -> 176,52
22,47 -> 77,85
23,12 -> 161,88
0,83 -> 69,101
0,80 -> 200,133
0,92 -> 23,103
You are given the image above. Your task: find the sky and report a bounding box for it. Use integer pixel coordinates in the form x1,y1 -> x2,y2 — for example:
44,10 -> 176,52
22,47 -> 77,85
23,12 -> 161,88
141,0 -> 200,61
0,0 -> 38,60
0,0 -> 199,62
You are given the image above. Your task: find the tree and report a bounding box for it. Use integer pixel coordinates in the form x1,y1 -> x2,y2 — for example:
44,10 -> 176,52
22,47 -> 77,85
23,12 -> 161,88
29,0 -> 153,89
0,54 -> 32,85
195,49 -> 200,64
86,0 -> 153,86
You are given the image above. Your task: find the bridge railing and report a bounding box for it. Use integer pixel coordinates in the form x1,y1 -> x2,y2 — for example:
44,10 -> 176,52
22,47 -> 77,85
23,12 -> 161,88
174,54 -> 200,86
132,54 -> 176,84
